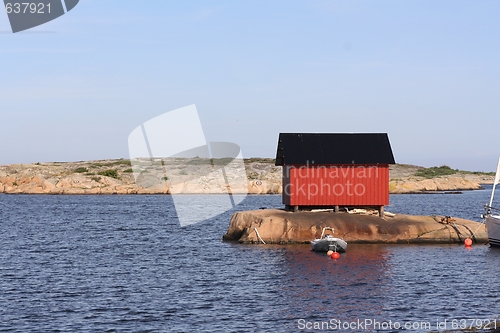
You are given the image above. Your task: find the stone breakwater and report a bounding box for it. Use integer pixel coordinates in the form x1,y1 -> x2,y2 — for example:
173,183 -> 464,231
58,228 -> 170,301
223,209 -> 488,244
0,159 -> 494,195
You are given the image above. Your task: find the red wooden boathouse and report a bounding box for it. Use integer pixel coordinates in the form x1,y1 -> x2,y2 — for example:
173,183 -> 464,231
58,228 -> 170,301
275,133 -> 395,215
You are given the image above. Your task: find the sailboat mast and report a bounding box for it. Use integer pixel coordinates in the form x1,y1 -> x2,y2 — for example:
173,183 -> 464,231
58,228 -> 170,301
488,156 -> 500,209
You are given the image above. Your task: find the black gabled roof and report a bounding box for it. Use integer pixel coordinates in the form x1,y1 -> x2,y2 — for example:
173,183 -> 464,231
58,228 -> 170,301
275,133 -> 395,166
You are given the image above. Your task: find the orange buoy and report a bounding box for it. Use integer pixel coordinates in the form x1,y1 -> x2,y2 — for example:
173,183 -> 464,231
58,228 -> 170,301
331,252 -> 340,259
464,238 -> 472,246
326,250 -> 334,256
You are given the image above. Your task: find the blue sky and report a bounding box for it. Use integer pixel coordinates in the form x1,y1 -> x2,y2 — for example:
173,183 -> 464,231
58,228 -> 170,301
0,1 -> 499,171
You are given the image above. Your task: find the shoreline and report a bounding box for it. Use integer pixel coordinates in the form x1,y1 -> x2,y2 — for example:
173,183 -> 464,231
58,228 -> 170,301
0,187 -> 489,195
0,158 -> 494,195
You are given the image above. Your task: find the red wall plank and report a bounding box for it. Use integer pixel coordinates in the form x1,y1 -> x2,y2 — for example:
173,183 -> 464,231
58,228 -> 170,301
283,165 -> 389,206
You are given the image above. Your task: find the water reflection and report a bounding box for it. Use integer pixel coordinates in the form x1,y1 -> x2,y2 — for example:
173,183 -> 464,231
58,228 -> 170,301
280,244 -> 392,324
384,244 -> 499,327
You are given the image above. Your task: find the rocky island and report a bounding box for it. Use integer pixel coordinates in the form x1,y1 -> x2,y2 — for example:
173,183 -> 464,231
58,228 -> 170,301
223,209 -> 487,244
0,158 -> 494,195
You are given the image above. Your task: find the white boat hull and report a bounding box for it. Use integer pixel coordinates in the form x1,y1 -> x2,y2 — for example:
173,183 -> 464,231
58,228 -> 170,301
311,237 -> 347,252
485,215 -> 500,247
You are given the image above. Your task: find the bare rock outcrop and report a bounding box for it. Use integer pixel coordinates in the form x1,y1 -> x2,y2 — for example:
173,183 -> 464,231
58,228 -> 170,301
223,209 -> 487,244
389,177 -> 483,193
0,159 -> 494,194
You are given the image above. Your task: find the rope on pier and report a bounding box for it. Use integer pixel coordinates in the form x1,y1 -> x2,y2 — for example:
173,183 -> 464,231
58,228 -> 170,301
458,223 -> 478,243
450,223 -> 464,242
254,227 -> 266,244
470,221 -> 486,242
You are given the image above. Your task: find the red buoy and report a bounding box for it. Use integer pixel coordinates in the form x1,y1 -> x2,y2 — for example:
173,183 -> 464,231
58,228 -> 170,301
464,238 -> 472,246
331,252 -> 340,259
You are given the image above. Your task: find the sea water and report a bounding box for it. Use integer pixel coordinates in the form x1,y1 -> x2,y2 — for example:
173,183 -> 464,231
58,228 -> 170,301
0,187 -> 498,332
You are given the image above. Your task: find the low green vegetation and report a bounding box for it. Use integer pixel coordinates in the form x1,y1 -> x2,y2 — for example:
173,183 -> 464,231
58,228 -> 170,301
109,159 -> 132,166
90,159 -> 131,168
465,170 -> 496,176
414,165 -> 457,178
91,176 -> 101,182
247,173 -> 259,180
184,157 -> 235,166
123,168 -> 134,173
74,167 -> 88,173
211,157 -> 235,166
98,170 -> 119,179
415,165 -> 496,179
185,158 -> 212,165
244,158 -> 275,164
